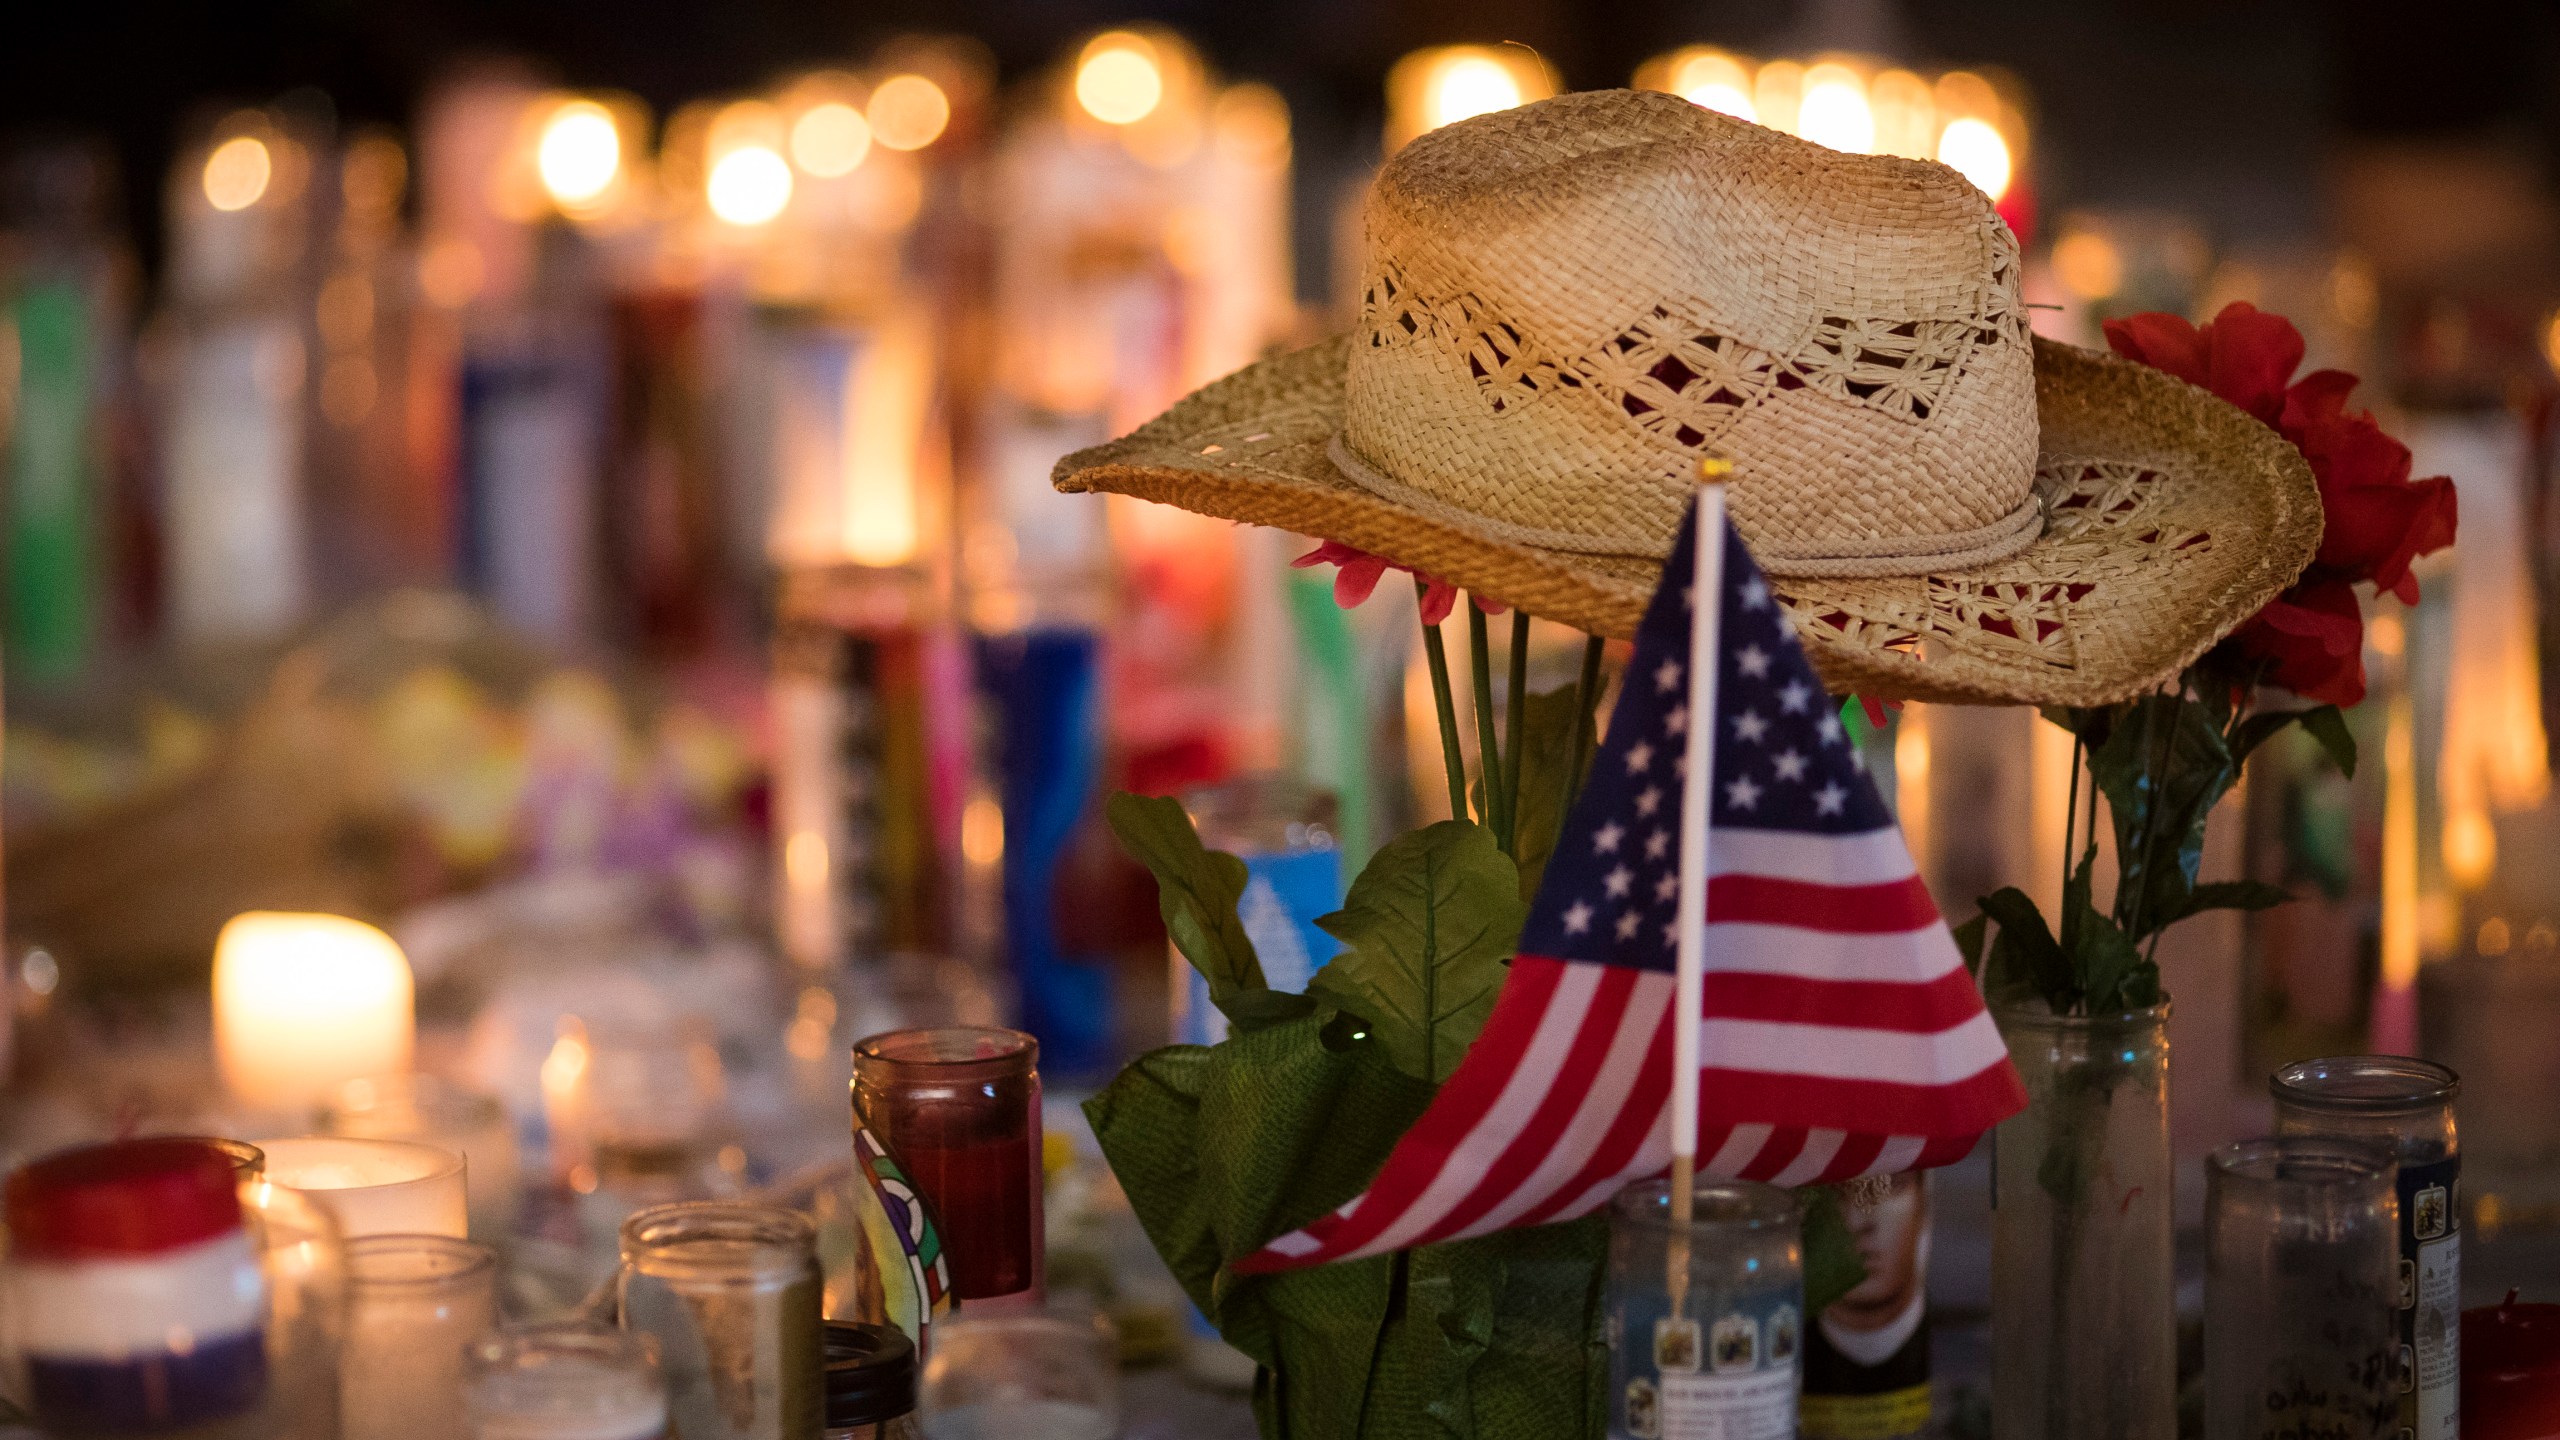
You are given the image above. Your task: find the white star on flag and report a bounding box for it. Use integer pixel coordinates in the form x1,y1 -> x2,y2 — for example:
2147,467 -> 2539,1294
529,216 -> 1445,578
1739,575 -> 1770,609
1665,705 -> 1688,736
1732,711 -> 1768,743
1603,866 -> 1633,898
1815,782 -> 1849,815
1624,741 -> 1655,774
1644,829 -> 1669,859
1725,774 -> 1763,810
1562,901 -> 1593,934
1773,749 -> 1808,782
1614,910 -> 1641,940
1655,659 -> 1682,693
1737,645 -> 1771,678
1635,786 -> 1662,816
1593,822 -> 1625,853
1817,712 -> 1844,745
1779,681 -> 1813,713
1654,872 -> 1678,901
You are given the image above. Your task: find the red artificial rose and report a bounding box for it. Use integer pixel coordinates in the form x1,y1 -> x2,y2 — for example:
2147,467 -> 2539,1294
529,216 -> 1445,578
1293,540 -> 1502,625
2279,369 -> 2459,601
2106,301 -> 2459,704
2231,577 -> 2367,707
2103,302 -> 2303,427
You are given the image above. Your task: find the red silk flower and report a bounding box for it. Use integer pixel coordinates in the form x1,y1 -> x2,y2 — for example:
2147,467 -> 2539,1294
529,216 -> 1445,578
2104,302 -> 2458,706
1292,540 -> 1505,625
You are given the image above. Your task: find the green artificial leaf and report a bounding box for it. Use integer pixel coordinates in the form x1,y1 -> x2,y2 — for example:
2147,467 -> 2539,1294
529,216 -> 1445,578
2088,692 -> 2238,944
1497,684 -> 1590,903
2168,879 -> 2292,925
1310,821 -> 1528,1084
2231,702 -> 2357,780
2060,841 -> 2156,1014
1975,886 -> 2067,1007
2298,703 -> 2359,778
1107,791 -> 1297,1031
1801,1186 -> 1869,1315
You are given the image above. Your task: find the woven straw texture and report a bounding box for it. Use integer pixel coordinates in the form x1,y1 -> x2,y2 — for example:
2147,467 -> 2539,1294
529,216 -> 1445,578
1054,90 -> 2321,707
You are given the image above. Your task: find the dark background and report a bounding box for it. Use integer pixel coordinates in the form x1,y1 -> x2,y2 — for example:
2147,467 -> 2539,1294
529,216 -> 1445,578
5,0 -> 2558,296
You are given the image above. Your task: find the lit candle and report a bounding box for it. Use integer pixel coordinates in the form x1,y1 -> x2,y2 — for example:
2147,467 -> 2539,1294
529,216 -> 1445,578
262,1136 -> 467,1239
213,912 -> 416,1115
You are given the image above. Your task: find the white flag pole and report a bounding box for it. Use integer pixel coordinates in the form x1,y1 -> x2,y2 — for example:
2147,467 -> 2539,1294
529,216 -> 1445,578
1668,459 -> 1730,1300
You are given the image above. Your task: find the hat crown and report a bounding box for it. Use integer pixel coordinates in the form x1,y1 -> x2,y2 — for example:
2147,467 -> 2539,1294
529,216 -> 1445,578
1343,89 -> 2040,576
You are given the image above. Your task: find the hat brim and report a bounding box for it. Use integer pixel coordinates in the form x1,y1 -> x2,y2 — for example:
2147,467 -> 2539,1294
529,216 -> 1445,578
1053,332 -> 2320,706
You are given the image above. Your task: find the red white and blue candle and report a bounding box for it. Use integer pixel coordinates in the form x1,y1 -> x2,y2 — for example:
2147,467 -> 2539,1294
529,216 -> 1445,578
3,1139 -> 268,1432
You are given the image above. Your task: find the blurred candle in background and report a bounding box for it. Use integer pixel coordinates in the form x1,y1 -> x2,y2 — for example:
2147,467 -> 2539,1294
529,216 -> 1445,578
262,1135 -> 468,1240
213,911 -> 417,1115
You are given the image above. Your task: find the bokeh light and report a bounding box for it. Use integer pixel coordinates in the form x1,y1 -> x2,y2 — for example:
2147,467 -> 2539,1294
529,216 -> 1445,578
1936,115 -> 2014,201
790,101 -> 871,176
1075,32 -> 1166,125
537,100 -> 622,208
867,74 -> 951,151
1425,55 -> 1522,131
707,145 -> 793,226
1797,64 -> 1875,153
202,135 -> 273,212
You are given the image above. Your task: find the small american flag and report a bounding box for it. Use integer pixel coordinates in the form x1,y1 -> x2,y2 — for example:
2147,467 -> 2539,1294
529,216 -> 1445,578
1235,500 -> 2025,1274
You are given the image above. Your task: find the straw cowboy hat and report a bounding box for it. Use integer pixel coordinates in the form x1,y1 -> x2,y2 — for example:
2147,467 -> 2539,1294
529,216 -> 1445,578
1053,89 -> 2319,706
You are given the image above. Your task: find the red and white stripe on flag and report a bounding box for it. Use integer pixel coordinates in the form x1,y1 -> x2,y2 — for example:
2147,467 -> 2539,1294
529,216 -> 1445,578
1233,503 -> 2024,1277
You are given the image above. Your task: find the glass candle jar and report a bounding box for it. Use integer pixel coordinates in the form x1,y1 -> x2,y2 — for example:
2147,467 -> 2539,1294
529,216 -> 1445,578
616,1202 -> 824,1440
237,1173 -> 353,1440
263,1135 -> 469,1240
1990,999 -> 2176,1440
2273,1055 -> 2461,1440
918,1311 -> 1116,1440
468,1324 -> 669,1440
823,1321 -> 919,1440
327,1073 -> 523,1239
1605,1177 -> 1801,1440
343,1234 -> 500,1440
2,1139 -> 273,1434
851,1028 -> 1042,1305
2204,1136 -> 2401,1440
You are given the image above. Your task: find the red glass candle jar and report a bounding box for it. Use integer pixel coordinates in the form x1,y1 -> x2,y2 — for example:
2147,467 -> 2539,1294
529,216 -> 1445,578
852,1027 -> 1042,1304
2467,1292 -> 2560,1440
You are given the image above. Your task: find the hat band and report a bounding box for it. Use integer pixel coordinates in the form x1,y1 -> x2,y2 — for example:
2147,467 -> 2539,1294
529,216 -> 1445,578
1326,432 -> 2047,578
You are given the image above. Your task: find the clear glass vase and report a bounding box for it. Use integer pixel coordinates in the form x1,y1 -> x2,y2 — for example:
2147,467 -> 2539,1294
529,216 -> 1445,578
1991,999 -> 2176,1440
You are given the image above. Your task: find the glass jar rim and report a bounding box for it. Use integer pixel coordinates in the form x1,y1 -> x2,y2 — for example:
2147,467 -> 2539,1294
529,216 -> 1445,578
347,1232 -> 497,1288
1990,996 -> 2174,1028
2269,1055 -> 2458,1112
262,1134 -> 467,1186
853,1025 -> 1037,1072
619,1201 -> 816,1282
1609,1177 -> 1799,1232
2209,1134 -> 2398,1188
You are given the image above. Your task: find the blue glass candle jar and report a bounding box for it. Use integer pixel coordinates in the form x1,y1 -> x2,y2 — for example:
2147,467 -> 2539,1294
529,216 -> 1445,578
2,1138 -> 270,1433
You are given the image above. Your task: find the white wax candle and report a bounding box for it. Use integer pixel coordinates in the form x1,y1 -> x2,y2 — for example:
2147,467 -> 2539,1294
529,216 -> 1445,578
262,1137 -> 467,1240
213,912 -> 415,1115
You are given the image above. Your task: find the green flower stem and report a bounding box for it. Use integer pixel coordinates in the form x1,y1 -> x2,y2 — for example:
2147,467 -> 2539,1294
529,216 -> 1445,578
1418,580 -> 1470,825
1468,601 -> 1507,845
1501,611 -> 1530,853
1569,634 -> 1605,811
